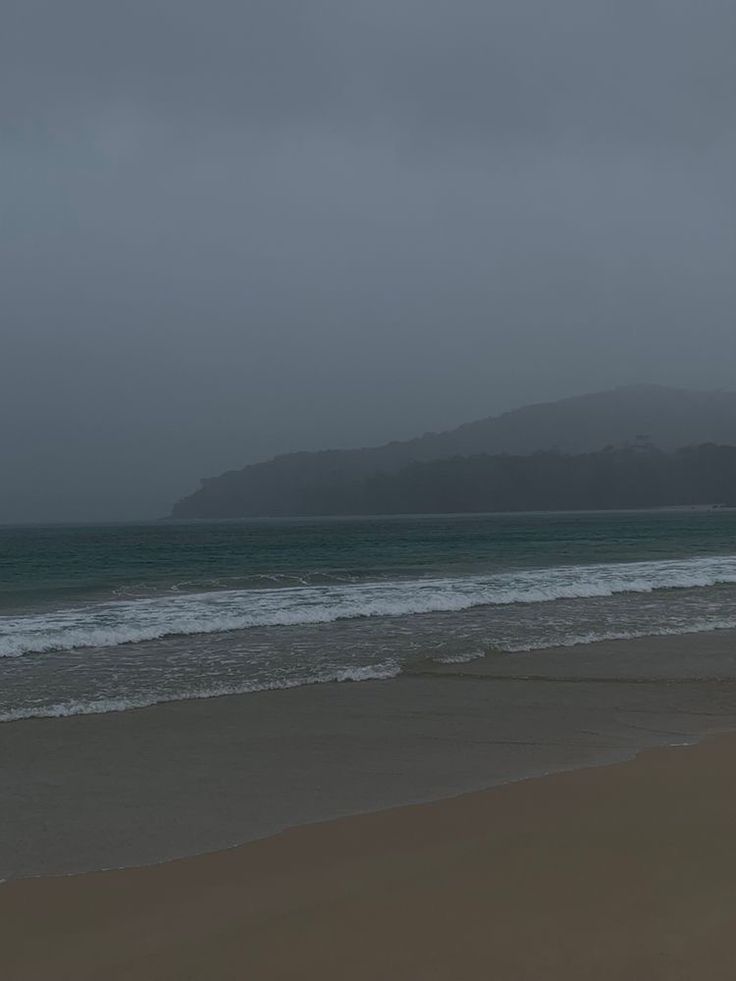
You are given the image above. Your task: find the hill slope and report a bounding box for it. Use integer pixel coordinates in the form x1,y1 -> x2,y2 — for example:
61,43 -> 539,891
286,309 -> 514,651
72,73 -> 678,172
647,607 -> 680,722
172,385 -> 736,518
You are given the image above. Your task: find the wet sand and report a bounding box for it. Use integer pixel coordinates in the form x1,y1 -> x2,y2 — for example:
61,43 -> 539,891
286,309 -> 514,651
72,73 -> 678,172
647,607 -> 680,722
5,731 -> 736,980
4,630 -> 736,978
5,630 -> 736,878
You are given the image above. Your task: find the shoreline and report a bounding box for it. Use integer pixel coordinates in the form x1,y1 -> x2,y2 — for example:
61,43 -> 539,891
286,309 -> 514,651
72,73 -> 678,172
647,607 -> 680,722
1,727 -> 704,888
4,629 -> 736,881
6,730 -> 736,979
7,621 -> 736,727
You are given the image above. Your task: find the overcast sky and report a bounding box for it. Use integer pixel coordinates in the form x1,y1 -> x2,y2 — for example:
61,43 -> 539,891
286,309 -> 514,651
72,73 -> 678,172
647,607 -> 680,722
2,0 -> 734,522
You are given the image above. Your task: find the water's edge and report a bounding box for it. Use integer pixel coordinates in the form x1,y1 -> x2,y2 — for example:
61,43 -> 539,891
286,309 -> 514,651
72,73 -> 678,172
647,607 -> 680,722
4,627 -> 736,880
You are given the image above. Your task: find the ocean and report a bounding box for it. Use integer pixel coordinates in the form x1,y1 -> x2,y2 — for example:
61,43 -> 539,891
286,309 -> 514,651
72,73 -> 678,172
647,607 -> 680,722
3,509 -> 736,723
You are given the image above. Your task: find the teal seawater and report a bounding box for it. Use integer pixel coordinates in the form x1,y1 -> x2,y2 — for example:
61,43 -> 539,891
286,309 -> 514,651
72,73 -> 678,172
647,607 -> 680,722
4,510 -> 736,610
3,511 -> 736,721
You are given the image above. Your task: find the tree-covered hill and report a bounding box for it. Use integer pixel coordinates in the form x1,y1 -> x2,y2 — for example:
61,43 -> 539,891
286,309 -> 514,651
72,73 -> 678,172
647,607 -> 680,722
173,386 -> 736,517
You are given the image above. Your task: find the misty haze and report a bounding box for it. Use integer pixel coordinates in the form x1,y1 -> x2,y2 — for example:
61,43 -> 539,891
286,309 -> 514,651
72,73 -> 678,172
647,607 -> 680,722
2,0 -> 735,523
3,3 -> 736,978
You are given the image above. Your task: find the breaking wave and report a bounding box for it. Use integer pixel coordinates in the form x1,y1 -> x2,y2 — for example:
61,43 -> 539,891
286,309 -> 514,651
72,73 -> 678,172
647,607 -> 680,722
7,613 -> 736,722
3,554 -> 736,659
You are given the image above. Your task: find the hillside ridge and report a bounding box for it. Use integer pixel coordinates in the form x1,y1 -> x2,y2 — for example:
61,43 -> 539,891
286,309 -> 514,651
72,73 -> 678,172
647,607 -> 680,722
172,385 -> 736,517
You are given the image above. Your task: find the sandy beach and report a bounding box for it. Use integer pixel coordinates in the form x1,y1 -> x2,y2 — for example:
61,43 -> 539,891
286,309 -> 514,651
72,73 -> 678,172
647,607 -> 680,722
6,631 -> 736,879
5,631 -> 736,978
4,729 -> 736,980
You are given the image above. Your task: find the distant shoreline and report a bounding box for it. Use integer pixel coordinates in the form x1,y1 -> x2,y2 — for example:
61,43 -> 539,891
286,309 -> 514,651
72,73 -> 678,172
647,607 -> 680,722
164,502 -> 731,523
3,502 -> 734,528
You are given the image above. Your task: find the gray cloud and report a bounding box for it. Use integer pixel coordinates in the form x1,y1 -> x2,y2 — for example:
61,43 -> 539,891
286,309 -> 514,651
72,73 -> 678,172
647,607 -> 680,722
1,0 -> 734,521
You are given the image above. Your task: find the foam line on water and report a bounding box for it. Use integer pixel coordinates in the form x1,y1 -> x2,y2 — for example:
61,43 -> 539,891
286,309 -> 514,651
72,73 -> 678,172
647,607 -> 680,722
6,616 -> 736,722
2,554 -> 736,658
429,617 -> 736,662
0,663 -> 401,722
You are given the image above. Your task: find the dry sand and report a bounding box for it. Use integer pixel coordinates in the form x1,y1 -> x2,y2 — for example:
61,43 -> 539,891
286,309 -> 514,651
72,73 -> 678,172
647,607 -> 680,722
5,731 -> 736,980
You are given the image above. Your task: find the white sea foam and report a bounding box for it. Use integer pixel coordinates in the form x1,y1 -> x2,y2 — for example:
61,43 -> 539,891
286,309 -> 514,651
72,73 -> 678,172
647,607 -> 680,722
6,613 -> 736,722
431,650 -> 489,664
501,617 -> 736,652
3,554 -> 736,659
0,661 -> 401,722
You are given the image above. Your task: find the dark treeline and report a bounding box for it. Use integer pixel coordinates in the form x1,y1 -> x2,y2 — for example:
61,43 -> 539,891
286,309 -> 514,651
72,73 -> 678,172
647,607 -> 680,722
173,444 -> 736,517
